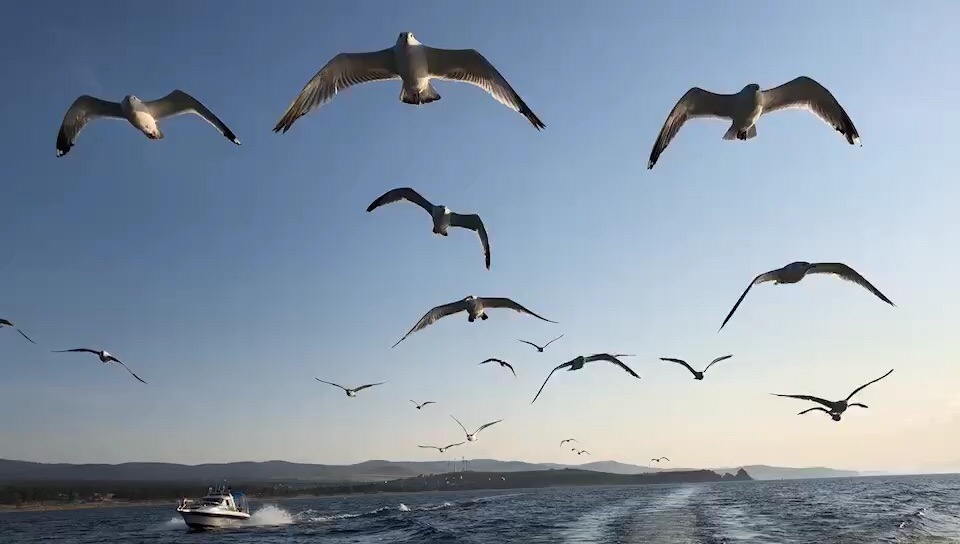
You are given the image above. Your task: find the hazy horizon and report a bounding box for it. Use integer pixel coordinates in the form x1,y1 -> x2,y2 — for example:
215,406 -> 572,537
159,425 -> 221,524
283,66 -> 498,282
1,1 -> 958,476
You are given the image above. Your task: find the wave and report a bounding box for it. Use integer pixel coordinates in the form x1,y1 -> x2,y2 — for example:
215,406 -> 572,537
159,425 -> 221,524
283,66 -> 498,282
249,504 -> 295,526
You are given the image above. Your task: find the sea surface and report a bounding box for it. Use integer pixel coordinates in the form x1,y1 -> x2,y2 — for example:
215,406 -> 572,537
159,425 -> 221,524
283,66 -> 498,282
3,475 -> 958,543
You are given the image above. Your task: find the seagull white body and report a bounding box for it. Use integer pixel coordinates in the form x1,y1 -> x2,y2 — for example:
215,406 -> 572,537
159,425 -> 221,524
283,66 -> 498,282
51,348 -> 147,384
648,77 -> 860,169
56,90 -> 240,156
773,369 -> 894,422
392,295 -> 555,348
367,187 -> 490,269
720,261 -> 894,330
451,414 -> 502,442
274,32 -> 544,133
316,378 -> 386,398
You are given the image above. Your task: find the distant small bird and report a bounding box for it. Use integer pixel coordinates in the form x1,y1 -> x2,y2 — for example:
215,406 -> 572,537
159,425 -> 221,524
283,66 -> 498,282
418,442 -> 464,453
532,354 -> 640,404
0,319 -> 36,344
648,76 -> 859,169
773,369 -> 894,421
559,438 -> 578,447
410,400 -> 436,410
56,90 -> 240,157
660,355 -> 733,380
367,187 -> 491,270
51,348 -> 147,384
273,31 -> 544,133
315,378 -> 386,398
720,261 -> 894,330
517,334 -> 564,353
651,457 -> 670,463
575,449 -> 590,456
451,414 -> 502,442
392,295 -> 556,348
478,358 -> 516,377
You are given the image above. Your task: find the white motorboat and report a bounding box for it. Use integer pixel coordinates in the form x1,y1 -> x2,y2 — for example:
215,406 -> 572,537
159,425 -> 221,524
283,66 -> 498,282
177,484 -> 250,529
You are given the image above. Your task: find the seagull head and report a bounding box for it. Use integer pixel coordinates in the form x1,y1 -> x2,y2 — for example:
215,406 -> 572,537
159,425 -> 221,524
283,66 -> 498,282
398,32 -> 420,46
830,413 -> 842,422
346,390 -> 357,397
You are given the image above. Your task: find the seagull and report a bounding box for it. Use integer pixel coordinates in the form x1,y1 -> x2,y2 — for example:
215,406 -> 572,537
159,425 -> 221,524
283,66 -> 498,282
651,457 -> 670,463
517,334 -> 564,353
50,348 -> 147,384
392,295 -> 555,348
366,187 -> 490,269
55,90 -> 241,157
410,400 -> 436,410
531,354 -> 640,404
478,358 -> 516,377
0,319 -> 36,344
450,415 -> 502,442
315,378 -> 386,398
273,31 -> 544,133
720,262 -> 894,331
575,449 -> 590,456
559,438 -> 578,447
660,355 -> 733,380
774,369 -> 894,421
648,76 -> 860,169
418,442 -> 464,453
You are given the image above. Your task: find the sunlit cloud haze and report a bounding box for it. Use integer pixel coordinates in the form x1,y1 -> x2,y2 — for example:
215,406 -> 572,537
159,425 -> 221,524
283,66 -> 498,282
0,1 -> 958,475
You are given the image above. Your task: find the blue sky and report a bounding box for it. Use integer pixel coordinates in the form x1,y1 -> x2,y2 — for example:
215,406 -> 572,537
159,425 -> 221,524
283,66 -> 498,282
1,1 -> 958,473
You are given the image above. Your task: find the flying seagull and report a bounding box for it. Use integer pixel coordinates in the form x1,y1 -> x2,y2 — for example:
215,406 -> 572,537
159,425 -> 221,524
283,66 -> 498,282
392,295 -> 555,348
418,442 -> 465,453
0,319 -> 36,344
50,348 -> 147,384
720,261 -> 894,331
450,414 -> 502,442
273,31 -> 544,133
517,334 -> 564,353
56,90 -> 240,157
575,449 -> 590,456
559,438 -> 578,447
478,358 -> 516,377
367,187 -> 490,269
410,400 -> 436,410
648,76 -> 859,169
773,369 -> 894,421
531,354 -> 640,404
650,457 -> 670,463
660,355 -> 733,380
315,378 -> 386,398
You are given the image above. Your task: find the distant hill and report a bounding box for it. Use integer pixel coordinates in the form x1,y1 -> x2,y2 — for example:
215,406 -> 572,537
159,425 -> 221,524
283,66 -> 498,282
0,458 -> 856,483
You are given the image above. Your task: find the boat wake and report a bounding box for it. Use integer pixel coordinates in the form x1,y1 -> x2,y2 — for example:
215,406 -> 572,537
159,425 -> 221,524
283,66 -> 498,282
249,504 -> 295,526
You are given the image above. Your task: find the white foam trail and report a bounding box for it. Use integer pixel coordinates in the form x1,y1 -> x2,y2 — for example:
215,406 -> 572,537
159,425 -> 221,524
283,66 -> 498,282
422,501 -> 454,511
308,512 -> 361,522
146,516 -> 186,531
398,503 -> 411,512
249,504 -> 294,526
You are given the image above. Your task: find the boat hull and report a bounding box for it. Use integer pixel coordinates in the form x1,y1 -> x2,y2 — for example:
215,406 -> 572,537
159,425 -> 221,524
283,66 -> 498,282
179,510 -> 250,529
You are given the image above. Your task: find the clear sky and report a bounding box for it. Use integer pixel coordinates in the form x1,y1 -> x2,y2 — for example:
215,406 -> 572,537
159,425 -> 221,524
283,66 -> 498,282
0,1 -> 957,475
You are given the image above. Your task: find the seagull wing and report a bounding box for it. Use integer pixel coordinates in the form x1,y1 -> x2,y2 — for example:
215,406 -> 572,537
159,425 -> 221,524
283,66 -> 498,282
444,442 -> 465,450
702,354 -> 733,373
365,187 -> 434,215
719,269 -> 781,331
474,419 -> 502,435
500,361 -> 517,377
584,353 -> 641,379
420,401 -> 436,407
844,369 -> 894,402
56,95 -> 124,157
761,76 -> 860,145
478,298 -> 556,323
14,328 -> 37,344
580,451 -> 590,455
798,407 -> 833,417
112,359 -> 148,384
392,299 -> 469,348
410,400 -> 419,407
478,358 -> 506,366
418,445 -> 442,451
450,414 -> 470,435
144,90 -> 241,145
542,334 -> 564,349
424,46 -> 544,130
531,361 -> 572,404
315,378 -> 348,391
648,87 -> 740,169
660,457 -> 670,462
52,348 -> 101,355
449,213 -> 490,270
517,339 -> 541,350
273,48 -> 400,133
772,394 -> 835,410
660,357 -> 699,377
353,381 -> 386,392
806,263 -> 895,306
